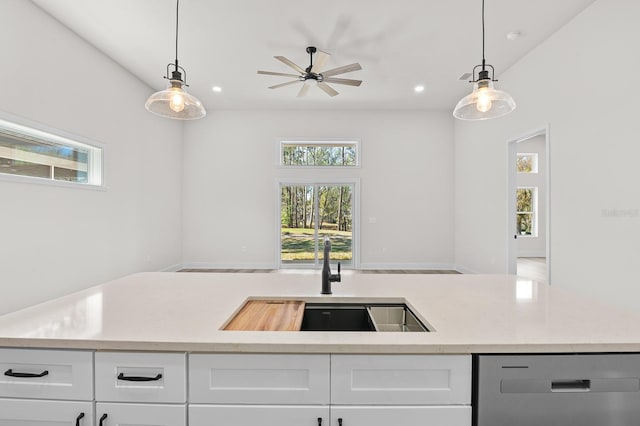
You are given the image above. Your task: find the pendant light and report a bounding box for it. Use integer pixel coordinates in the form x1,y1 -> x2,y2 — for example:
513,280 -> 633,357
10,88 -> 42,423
145,0 -> 206,120
453,0 -> 516,120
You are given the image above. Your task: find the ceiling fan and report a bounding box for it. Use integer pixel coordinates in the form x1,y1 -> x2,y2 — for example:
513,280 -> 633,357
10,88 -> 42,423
257,46 -> 362,97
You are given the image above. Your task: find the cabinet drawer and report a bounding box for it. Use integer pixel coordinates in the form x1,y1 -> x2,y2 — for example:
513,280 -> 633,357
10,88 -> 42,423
95,402 -> 186,426
0,398 -> 94,426
189,354 -> 330,404
331,355 -> 471,405
95,352 -> 186,403
331,406 -> 471,426
0,348 -> 93,400
189,405 -> 329,426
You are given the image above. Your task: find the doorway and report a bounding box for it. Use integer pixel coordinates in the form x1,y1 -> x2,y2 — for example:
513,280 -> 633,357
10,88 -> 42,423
278,181 -> 357,268
507,127 -> 550,284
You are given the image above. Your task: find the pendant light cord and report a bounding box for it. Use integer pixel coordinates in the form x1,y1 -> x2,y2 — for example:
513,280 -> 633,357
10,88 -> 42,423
481,0 -> 485,68
175,0 -> 180,65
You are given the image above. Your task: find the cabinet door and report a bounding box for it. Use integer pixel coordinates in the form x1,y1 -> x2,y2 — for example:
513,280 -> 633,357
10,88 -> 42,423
95,352 -> 186,403
0,398 -> 94,426
190,354 -> 330,404
331,406 -> 471,426
95,403 -> 185,426
331,355 -> 471,405
0,348 -> 93,400
189,405 -> 329,426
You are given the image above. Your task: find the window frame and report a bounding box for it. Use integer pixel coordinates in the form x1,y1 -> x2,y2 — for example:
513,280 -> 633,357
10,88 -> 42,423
277,139 -> 361,169
0,112 -> 105,190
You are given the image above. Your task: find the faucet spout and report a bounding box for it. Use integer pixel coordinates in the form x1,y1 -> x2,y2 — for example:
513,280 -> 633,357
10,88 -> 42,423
321,238 -> 341,295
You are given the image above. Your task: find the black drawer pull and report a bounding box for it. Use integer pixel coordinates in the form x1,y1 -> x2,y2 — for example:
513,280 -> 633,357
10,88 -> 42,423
338,418 -> 343,426
317,418 -> 322,426
117,372 -> 163,382
99,413 -> 108,426
4,368 -> 49,378
75,412 -> 85,426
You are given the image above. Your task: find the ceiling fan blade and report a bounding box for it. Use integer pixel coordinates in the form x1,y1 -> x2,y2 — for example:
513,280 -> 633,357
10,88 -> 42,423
258,70 -> 301,78
311,50 -> 330,74
269,80 -> 301,89
274,56 -> 305,74
317,82 -> 339,97
321,63 -> 362,77
323,77 -> 362,87
297,84 -> 311,97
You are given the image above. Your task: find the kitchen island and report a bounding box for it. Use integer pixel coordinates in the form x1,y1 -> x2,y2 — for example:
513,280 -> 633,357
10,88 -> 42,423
0,271 -> 639,353
2,272 -> 640,426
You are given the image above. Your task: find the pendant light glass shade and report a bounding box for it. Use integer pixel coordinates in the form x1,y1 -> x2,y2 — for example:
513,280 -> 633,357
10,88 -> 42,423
145,79 -> 206,120
453,80 -> 516,120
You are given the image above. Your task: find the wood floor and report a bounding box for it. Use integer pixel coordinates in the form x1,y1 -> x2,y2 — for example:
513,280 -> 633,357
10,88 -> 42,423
517,257 -> 547,283
179,268 -> 461,274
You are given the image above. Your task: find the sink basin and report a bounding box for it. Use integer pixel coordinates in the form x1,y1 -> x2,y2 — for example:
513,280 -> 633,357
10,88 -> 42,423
300,303 -> 428,332
300,304 -> 376,332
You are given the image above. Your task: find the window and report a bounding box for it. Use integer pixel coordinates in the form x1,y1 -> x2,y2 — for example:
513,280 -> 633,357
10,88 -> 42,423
280,140 -> 358,167
0,117 -> 103,186
516,153 -> 538,173
517,187 -> 537,236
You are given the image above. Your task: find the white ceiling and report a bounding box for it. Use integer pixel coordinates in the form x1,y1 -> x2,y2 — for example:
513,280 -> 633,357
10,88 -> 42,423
32,0 -> 596,111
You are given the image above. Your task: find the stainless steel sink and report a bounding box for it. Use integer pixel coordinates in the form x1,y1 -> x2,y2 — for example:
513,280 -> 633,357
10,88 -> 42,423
300,303 -> 428,332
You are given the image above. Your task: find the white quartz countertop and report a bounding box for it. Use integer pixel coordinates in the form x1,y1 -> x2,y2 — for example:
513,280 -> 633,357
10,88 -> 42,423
1,271 -> 640,354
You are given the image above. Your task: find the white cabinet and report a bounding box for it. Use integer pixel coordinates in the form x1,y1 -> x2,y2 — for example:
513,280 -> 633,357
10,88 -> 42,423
189,354 -> 330,426
330,406 -> 470,426
190,405 -> 329,426
0,398 -> 94,426
95,403 -> 186,426
95,352 -> 187,426
95,351 -> 186,403
331,354 -> 471,405
189,354 -> 330,404
330,355 -> 471,426
0,348 -> 93,400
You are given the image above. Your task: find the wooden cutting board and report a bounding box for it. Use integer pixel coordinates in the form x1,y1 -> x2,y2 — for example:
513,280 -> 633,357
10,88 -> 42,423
224,300 -> 306,331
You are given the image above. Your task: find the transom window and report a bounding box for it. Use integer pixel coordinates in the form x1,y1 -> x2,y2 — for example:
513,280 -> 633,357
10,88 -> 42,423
0,117 -> 102,186
280,140 -> 358,167
516,153 -> 538,173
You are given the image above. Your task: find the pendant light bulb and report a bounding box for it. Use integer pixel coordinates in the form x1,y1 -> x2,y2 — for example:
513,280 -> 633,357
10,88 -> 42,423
169,88 -> 186,113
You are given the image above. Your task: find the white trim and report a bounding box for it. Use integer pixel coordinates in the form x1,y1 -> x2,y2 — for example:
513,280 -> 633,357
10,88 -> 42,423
452,264 -> 478,274
159,263 -> 185,272
275,177 -> 361,270
507,124 -> 551,284
179,262 -> 277,270
358,262 -> 459,271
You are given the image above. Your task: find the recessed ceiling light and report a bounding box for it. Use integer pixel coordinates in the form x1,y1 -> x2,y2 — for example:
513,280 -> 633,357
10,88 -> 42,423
414,85 -> 425,93
212,86 -> 222,93
506,31 -> 521,41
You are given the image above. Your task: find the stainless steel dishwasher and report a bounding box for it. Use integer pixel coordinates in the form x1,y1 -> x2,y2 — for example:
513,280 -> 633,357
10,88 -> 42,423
475,354 -> 640,425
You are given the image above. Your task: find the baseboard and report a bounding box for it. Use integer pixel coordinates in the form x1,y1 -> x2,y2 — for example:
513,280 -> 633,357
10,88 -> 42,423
358,262 -> 458,271
452,264 -> 478,274
179,262 -> 277,270
159,263 -> 184,272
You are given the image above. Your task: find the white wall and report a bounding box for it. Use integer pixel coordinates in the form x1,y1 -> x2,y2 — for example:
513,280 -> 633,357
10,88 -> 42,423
183,110 -> 454,269
516,135 -> 546,257
454,0 -> 640,311
0,1 -> 183,314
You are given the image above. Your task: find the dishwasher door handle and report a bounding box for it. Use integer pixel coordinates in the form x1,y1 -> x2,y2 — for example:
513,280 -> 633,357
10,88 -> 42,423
551,379 -> 591,392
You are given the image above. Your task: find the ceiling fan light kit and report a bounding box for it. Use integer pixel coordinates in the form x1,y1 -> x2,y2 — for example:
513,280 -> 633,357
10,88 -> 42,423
453,0 -> 516,121
258,46 -> 363,97
145,0 -> 206,120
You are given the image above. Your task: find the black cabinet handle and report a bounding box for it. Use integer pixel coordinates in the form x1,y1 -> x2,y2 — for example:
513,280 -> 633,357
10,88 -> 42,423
4,368 -> 49,378
317,418 -> 322,426
99,413 -> 108,426
117,372 -> 162,382
75,412 -> 85,426
338,418 -> 343,426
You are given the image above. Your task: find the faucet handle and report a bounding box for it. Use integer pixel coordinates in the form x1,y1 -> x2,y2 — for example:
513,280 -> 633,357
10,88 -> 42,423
337,262 -> 341,274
